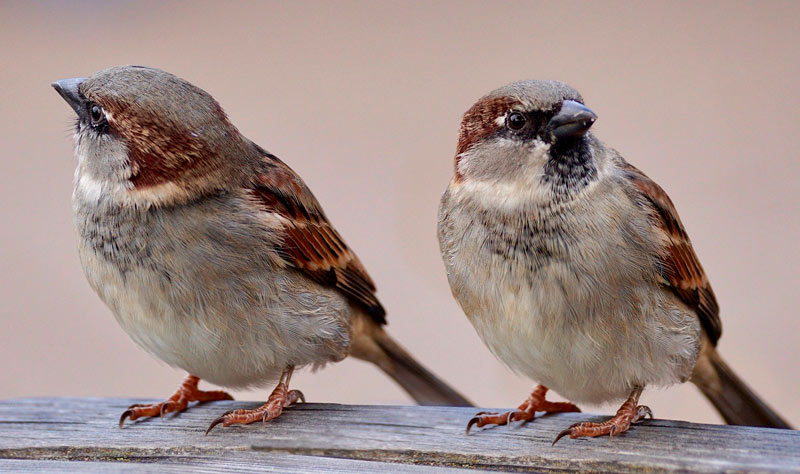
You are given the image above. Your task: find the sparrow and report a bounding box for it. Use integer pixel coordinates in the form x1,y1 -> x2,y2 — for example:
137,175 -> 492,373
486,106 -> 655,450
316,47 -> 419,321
52,65 -> 471,434
437,80 -> 792,442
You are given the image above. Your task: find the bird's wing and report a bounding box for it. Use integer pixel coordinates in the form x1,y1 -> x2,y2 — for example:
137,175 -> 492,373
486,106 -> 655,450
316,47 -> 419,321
250,146 -> 386,324
619,159 -> 721,345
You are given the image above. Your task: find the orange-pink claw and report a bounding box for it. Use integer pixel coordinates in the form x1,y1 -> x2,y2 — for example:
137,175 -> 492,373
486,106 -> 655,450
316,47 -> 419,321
551,398 -> 652,445
467,386 -> 583,438
118,375 -> 233,429
205,374 -> 302,434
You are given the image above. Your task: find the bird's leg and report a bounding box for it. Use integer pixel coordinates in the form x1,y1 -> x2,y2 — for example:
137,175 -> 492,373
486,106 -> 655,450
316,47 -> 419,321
553,387 -> 652,444
205,366 -> 304,435
119,374 -> 233,427
466,385 -> 580,434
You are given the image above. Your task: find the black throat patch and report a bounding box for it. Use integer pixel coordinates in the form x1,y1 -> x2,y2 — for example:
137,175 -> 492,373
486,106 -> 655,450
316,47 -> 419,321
542,136 -> 597,196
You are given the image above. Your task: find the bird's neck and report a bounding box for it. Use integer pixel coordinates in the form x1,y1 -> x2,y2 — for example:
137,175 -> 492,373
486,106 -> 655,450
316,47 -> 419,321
542,136 -> 598,198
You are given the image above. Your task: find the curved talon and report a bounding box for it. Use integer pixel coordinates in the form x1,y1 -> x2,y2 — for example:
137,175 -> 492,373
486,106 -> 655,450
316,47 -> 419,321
120,375 -> 234,429
119,409 -> 133,428
160,401 -> 173,418
467,386 -> 584,439
466,416 -> 481,435
204,368 -> 299,433
636,405 -> 653,421
290,389 -> 306,404
552,425 -> 577,445
262,407 -> 279,427
205,415 -> 228,436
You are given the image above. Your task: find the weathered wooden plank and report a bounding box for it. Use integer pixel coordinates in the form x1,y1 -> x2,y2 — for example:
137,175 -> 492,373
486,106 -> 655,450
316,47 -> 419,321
0,398 -> 798,473
0,453 -> 471,473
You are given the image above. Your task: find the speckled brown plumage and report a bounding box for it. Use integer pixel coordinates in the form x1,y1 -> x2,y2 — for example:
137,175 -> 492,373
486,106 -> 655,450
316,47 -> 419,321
251,150 -> 386,324
619,159 -> 721,344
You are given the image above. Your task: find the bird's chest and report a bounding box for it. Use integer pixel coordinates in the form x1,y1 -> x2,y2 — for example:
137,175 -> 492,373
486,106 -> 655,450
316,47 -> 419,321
440,188 -> 662,401
72,188 -> 250,369
445,206 -> 603,358
72,188 -> 351,388
73,200 -> 193,364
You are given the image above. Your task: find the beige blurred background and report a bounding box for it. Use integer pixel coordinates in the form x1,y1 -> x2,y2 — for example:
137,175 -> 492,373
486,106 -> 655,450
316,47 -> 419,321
1,1 -> 798,427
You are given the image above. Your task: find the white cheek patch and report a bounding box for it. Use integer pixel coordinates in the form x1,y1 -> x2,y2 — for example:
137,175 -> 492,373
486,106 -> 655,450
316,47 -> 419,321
75,173 -> 106,203
456,179 -> 538,209
454,140 -> 555,209
74,167 -> 133,205
73,128 -> 184,208
75,168 -> 189,208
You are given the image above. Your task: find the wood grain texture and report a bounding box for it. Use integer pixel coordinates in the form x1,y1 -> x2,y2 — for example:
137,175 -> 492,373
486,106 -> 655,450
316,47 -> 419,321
0,398 -> 798,473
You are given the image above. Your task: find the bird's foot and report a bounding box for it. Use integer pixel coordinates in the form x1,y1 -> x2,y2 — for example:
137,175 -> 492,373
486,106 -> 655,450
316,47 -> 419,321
466,385 -> 580,434
205,367 -> 303,435
553,389 -> 652,444
205,383 -> 303,435
119,375 -> 233,427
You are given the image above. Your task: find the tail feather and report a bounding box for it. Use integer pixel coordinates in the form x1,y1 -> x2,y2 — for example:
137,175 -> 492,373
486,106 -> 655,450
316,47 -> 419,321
692,346 -> 792,429
349,313 -> 473,407
372,330 -> 473,406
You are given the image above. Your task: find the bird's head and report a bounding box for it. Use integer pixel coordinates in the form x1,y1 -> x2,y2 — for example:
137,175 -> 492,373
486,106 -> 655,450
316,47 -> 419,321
453,80 -> 599,197
53,65 -> 251,206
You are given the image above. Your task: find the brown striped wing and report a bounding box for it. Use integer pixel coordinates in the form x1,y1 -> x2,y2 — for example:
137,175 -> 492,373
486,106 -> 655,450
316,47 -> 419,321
620,160 -> 721,345
251,149 -> 386,324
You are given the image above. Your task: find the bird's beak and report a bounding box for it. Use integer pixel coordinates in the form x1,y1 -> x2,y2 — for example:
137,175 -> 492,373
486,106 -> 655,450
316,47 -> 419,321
549,100 -> 597,139
51,77 -> 87,116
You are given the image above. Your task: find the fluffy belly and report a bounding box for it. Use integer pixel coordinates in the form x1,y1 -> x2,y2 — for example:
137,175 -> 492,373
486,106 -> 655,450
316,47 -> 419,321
457,261 -> 700,405
80,247 -> 351,389
111,289 -> 287,389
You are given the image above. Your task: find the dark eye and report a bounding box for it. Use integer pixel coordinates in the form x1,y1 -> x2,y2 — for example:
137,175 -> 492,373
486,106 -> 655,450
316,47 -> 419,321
89,103 -> 105,125
506,111 -> 527,131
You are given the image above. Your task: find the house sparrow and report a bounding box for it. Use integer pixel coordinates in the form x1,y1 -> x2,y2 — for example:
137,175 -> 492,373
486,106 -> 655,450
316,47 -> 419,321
52,65 -> 471,434
437,80 -> 792,442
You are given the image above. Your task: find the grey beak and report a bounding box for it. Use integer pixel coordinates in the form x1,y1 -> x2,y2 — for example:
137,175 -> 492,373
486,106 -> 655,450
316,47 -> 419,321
51,77 -> 86,116
549,100 -> 597,139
